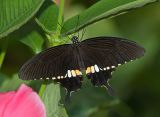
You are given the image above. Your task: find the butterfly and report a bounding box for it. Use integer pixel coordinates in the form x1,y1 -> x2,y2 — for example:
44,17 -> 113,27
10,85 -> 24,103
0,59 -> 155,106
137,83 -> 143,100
19,36 -> 145,99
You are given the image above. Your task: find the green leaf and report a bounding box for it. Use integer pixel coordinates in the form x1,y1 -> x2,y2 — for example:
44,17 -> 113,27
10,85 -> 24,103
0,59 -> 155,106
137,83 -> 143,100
8,21 -> 44,54
0,73 -> 41,92
0,73 -> 30,92
62,0 -> 158,36
20,32 -> 44,54
0,0 -> 45,39
42,83 -> 68,117
36,0 -> 59,33
19,23 -> 44,54
58,106 -> 69,117
0,73 -> 9,87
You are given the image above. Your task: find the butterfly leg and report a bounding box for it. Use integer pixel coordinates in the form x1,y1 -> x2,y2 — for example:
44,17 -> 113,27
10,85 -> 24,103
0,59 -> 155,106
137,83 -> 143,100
103,80 -> 116,96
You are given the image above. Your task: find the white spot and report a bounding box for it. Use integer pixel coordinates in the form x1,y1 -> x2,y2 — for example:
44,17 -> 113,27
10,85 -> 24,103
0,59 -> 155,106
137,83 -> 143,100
130,60 -> 133,62
52,77 -> 56,80
111,66 -> 115,68
46,77 -> 49,80
107,67 -> 110,70
61,76 -> 64,79
67,70 -> 72,78
94,64 -> 99,72
57,76 -> 61,79
34,79 -> 36,80
71,70 -> 76,77
40,78 -> 43,80
103,68 -> 107,70
118,64 -> 121,66
91,66 -> 95,73
125,61 -> 127,64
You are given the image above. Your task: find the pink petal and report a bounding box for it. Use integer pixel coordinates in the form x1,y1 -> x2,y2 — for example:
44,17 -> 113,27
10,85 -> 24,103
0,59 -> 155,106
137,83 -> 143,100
2,84 -> 46,117
0,92 -> 15,116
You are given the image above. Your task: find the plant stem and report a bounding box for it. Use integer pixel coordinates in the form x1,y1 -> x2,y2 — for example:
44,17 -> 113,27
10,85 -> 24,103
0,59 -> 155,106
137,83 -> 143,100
48,0 -> 64,47
0,39 -> 8,70
57,0 -> 64,35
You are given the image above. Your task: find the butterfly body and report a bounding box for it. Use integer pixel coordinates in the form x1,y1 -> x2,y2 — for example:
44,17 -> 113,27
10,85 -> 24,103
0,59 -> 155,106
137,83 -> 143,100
71,36 -> 80,45
19,36 -> 145,98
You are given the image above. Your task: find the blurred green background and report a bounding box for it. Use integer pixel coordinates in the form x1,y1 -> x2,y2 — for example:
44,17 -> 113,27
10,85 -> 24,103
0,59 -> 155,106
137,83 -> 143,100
1,0 -> 160,117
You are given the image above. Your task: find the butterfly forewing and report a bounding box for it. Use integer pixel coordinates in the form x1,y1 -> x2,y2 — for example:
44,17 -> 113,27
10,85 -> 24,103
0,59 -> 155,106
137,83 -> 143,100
19,44 -> 80,80
80,37 -> 145,69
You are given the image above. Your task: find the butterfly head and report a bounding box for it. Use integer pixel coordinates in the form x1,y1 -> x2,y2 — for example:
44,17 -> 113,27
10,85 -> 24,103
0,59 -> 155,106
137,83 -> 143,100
71,36 -> 79,44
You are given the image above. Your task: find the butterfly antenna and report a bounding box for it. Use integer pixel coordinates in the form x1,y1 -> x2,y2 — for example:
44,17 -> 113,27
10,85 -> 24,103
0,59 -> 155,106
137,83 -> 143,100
75,15 -> 80,39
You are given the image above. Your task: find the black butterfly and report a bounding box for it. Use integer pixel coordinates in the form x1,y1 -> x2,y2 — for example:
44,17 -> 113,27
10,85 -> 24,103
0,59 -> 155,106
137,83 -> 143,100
19,36 -> 145,99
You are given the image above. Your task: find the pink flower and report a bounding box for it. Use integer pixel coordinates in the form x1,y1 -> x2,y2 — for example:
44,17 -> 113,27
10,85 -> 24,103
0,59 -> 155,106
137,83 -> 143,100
0,84 -> 46,117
